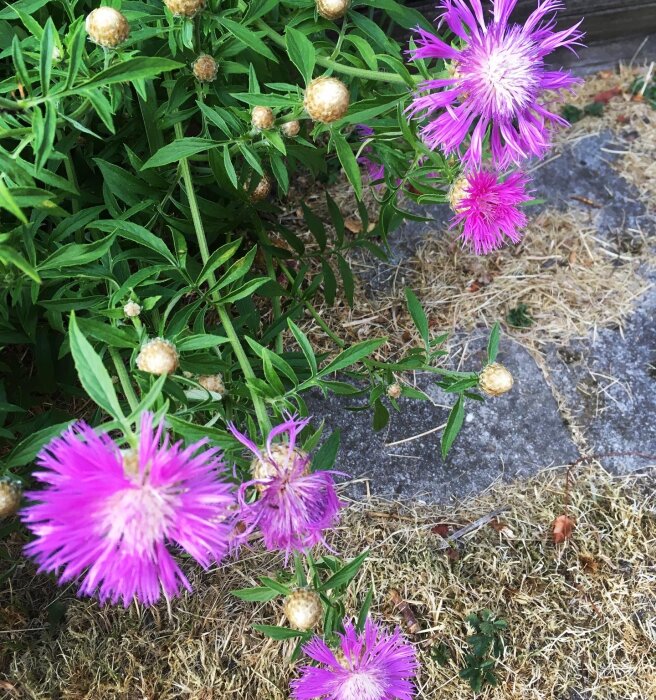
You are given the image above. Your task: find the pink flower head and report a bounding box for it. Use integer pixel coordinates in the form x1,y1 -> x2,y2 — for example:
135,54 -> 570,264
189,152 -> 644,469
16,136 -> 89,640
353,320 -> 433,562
21,413 -> 235,606
450,169 -> 531,254
408,0 -> 584,167
228,414 -> 343,558
291,617 -> 418,700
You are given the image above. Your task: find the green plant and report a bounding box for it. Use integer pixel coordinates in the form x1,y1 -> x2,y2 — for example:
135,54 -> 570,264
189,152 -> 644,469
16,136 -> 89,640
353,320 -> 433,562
459,609 -> 508,694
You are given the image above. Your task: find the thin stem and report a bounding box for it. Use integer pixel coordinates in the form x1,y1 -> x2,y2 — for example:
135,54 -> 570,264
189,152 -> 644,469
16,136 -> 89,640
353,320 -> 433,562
109,347 -> 139,413
173,119 -> 272,434
254,20 -> 413,85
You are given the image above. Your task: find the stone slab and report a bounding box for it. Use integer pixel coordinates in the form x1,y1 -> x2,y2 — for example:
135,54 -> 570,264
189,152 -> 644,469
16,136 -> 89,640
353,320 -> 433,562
305,336 -> 580,503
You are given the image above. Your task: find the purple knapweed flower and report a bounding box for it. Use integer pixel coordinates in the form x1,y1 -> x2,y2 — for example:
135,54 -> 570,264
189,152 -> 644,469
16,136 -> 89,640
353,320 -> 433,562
356,125 -> 386,188
408,0 -> 584,167
228,414 -> 343,558
291,617 -> 418,700
450,169 -> 531,254
21,413 -> 235,606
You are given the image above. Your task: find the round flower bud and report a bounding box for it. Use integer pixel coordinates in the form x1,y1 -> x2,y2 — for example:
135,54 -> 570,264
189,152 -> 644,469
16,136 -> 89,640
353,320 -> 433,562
0,478 -> 22,519
316,0 -> 350,20
479,362 -> 514,397
123,301 -> 141,318
449,176 -> 469,214
250,444 -> 309,485
252,106 -> 275,131
198,374 -> 225,394
387,382 -> 402,400
192,54 -> 218,82
281,120 -> 301,138
248,174 -> 272,202
136,338 -> 179,376
284,590 -> 322,631
85,7 -> 130,48
164,0 -> 205,18
304,77 -> 350,123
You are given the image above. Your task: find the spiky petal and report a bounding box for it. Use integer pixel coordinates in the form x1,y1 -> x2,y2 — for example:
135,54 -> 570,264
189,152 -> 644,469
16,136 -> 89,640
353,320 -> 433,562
451,169 -> 531,255
228,414 -> 343,558
408,0 -> 584,167
21,413 -> 235,606
291,617 -> 418,700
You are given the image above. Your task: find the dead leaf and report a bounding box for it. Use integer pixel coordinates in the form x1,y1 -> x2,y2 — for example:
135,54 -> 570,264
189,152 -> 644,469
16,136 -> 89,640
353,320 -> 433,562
552,514 -> 575,544
592,87 -> 621,104
345,217 -> 363,233
389,589 -> 420,634
488,518 -> 515,539
579,551 -> 598,573
431,523 -> 451,538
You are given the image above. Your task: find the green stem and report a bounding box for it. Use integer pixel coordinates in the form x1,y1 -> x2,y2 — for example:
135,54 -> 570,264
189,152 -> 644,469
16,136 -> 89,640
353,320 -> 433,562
109,347 -> 139,413
255,20 -> 412,85
173,119 -> 272,434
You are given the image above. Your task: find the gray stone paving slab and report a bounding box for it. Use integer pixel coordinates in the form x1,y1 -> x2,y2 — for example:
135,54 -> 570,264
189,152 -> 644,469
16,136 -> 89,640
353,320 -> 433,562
306,336 -> 580,503
546,284 -> 656,473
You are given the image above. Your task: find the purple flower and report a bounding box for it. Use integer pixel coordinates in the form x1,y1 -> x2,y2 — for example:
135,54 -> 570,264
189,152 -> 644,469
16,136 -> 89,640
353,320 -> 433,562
408,0 -> 584,167
21,413 -> 235,606
291,617 -> 418,700
356,125 -> 386,188
228,414 -> 343,558
450,169 -> 531,254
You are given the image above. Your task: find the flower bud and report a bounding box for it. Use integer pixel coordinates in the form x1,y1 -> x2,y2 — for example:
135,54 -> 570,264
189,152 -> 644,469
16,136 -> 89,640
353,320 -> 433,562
281,120 -> 301,137
304,77 -> 350,123
0,478 -> 22,519
136,338 -> 179,375
123,301 -> 141,318
198,373 -> 225,394
248,174 -> 272,202
192,54 -> 218,82
252,106 -> 275,131
85,7 -> 130,48
479,362 -> 514,397
251,444 -> 309,484
164,0 -> 206,17
316,0 -> 350,20
387,382 -> 402,400
284,590 -> 322,631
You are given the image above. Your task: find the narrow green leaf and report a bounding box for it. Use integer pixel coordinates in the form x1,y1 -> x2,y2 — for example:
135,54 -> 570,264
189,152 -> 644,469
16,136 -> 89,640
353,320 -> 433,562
405,288 -> 429,348
312,429 -> 340,471
5,421 -> 74,469
288,319 -> 317,376
80,57 -> 183,90
223,144 -> 238,189
441,394 -> 464,460
68,313 -> 124,420
11,35 -> 30,92
320,338 -> 385,376
39,18 -> 55,95
231,587 -> 280,602
65,22 -> 85,89
332,131 -> 362,200
318,550 -> 369,592
253,625 -> 304,640
285,26 -> 316,84
0,179 -> 28,223
142,138 -> 217,169
487,322 -> 501,363
0,245 -> 41,283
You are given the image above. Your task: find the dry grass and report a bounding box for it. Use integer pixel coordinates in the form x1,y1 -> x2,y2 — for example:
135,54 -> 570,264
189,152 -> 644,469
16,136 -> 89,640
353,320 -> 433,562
2,466 -> 655,699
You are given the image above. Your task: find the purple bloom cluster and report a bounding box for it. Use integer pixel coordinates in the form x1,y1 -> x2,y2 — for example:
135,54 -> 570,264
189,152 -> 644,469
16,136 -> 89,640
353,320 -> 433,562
291,617 -> 417,700
21,412 -> 344,606
407,0 -> 584,255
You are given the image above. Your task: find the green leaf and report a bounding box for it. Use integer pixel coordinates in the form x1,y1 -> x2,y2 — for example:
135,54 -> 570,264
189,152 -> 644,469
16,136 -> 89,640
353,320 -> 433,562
176,334 -> 228,351
38,236 -> 115,271
197,239 -> 242,285
68,313 -> 124,421
253,625 -> 305,640
285,27 -> 316,84
405,288 -> 429,348
312,429 -> 340,471
5,421 -> 73,469
0,245 -> 41,283
218,18 -> 278,61
142,138 -> 217,169
332,131 -> 362,200
0,179 -> 27,223
372,398 -> 389,431
222,144 -> 238,189
65,22 -> 85,89
231,587 -> 280,602
318,550 -> 369,592
356,588 -> 374,632
89,220 -> 176,265
35,102 -> 57,170
441,394 -> 464,460
487,322 -> 500,364
80,57 -> 183,90
11,35 -> 30,91
39,18 -> 55,95
320,338 -> 385,376
288,319 -> 318,376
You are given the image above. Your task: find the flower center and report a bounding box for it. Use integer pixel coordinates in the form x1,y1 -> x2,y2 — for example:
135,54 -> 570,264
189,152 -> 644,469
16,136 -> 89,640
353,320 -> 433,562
100,483 -> 177,557
340,669 -> 386,700
461,27 -> 540,118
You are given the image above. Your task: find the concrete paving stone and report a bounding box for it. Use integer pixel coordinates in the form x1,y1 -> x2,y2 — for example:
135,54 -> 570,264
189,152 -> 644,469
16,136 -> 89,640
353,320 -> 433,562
546,284 -> 656,473
306,334 -> 580,503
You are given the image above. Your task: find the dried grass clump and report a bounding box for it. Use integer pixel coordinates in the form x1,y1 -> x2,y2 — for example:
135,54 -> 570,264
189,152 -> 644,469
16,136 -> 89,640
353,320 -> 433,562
2,466 -> 655,699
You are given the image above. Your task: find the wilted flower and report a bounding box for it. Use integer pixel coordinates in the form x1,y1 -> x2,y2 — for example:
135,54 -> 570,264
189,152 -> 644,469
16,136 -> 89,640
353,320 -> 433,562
450,169 -> 531,255
228,414 -> 343,558
252,106 -> 275,130
21,413 -> 235,606
284,589 -> 323,631
408,0 -> 584,167
85,7 -> 129,48
123,301 -> 141,318
479,362 -> 514,396
305,77 -> 350,123
136,338 -> 179,375
281,119 -> 302,138
0,477 -> 22,519
192,54 -> 218,82
291,617 -> 417,700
